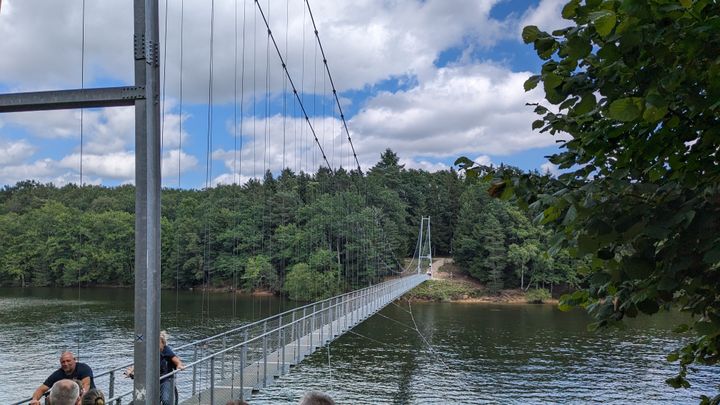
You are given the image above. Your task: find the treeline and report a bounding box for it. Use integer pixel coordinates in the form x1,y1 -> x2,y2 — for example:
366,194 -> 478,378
452,176 -> 580,293
0,149 -> 579,298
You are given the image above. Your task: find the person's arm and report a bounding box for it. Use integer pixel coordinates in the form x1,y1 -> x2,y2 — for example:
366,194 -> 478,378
29,384 -> 49,404
124,366 -> 135,378
76,364 -> 94,392
80,376 -> 91,393
171,356 -> 185,370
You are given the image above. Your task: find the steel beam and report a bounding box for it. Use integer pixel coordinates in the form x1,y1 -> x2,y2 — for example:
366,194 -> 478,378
0,86 -> 145,113
133,0 -> 161,404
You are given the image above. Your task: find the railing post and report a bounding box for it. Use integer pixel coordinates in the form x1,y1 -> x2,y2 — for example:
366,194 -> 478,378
192,345 -> 198,396
209,356 -> 215,405
320,301 -> 324,344
302,307 -> 307,344
344,294 -> 348,330
310,303 -> 316,349
280,313 -> 286,375
222,335 -> 226,380
291,311 -> 296,341
240,329 -> 247,401
109,370 -> 115,400
262,320 -> 268,387
296,317 -> 301,363
351,292 -> 355,324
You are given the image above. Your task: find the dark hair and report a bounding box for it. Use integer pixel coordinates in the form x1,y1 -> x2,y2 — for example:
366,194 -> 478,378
81,388 -> 106,405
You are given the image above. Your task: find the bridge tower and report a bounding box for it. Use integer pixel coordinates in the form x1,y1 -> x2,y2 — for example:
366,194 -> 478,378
415,216 -> 432,275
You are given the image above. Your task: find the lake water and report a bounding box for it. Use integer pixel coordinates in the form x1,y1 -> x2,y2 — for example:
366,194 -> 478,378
1,287 -> 716,404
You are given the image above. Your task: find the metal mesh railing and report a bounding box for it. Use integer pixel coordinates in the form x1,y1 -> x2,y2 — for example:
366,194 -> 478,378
13,274 -> 427,405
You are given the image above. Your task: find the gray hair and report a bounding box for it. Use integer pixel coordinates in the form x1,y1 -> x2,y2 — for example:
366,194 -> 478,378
299,391 -> 335,405
49,379 -> 80,405
160,330 -> 169,345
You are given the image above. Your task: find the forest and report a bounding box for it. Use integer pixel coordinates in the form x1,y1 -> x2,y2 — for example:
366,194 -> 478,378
0,149 -> 578,300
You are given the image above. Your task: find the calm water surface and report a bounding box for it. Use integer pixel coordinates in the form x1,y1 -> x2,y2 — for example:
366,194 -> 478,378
0,287 -> 716,404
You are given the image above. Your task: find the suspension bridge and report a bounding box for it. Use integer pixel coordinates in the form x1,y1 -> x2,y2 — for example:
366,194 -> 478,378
0,1 -> 439,403
11,235 -> 433,405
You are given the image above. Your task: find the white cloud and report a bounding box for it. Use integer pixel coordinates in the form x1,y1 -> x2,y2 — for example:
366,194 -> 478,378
0,0 -> 132,91
0,1 -> 561,187
161,149 -> 200,188
350,62 -> 551,159
400,158 -> 450,173
473,155 -> 493,167
0,139 -> 36,165
213,114 -> 347,180
58,151 -> 135,181
540,161 -> 559,176
0,0 -> 513,101
519,0 -> 572,34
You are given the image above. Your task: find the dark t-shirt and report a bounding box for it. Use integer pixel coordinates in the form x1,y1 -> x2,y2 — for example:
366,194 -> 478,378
160,346 -> 177,380
43,362 -> 95,389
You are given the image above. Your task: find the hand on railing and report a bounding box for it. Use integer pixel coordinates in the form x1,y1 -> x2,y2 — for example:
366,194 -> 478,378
123,366 -> 135,379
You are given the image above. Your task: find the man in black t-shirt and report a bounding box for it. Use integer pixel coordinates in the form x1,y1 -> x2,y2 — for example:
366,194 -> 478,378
29,351 -> 95,405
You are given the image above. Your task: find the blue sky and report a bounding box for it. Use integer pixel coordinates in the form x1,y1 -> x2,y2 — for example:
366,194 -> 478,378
0,0 -> 571,188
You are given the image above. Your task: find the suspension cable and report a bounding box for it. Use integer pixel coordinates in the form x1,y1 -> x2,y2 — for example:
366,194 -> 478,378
303,0 -> 362,174
201,0 -> 217,325
77,0 -> 87,360
175,0 -> 185,316
253,0 -> 332,171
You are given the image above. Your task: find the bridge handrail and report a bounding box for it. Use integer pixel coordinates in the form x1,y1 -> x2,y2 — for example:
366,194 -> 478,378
11,274 -> 425,405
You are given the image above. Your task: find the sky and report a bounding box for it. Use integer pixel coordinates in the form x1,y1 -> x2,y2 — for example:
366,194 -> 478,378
0,0 -> 572,189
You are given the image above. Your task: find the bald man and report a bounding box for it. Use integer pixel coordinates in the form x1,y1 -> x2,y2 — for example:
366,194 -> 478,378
48,379 -> 81,405
29,351 -> 94,405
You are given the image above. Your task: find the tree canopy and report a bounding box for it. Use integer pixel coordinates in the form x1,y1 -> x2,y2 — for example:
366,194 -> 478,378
458,0 -> 719,398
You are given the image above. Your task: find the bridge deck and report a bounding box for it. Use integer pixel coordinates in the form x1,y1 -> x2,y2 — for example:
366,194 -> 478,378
180,275 -> 427,404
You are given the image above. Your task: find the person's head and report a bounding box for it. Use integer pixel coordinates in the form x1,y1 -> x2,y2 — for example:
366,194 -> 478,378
225,401 -> 249,405
81,388 -> 105,405
299,391 -> 335,405
160,330 -> 169,351
49,379 -> 80,405
59,351 -> 77,374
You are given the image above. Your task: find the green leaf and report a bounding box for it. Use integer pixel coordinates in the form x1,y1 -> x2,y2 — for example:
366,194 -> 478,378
566,35 -> 592,60
673,324 -> 690,333
532,120 -> 545,130
562,204 -> 577,226
573,94 -> 597,115
524,75 -> 541,91
608,97 -> 644,122
535,37 -> 558,59
454,156 -> 475,167
589,10 -> 617,37
562,0 -> 580,19
597,43 -> 620,61
522,25 -> 541,43
694,321 -> 718,336
643,94 -> 668,122
666,376 -> 690,389
637,299 -> 659,315
643,104 -> 667,122
703,245 -> 720,264
577,233 -> 599,253
679,0 -> 692,8
625,258 -> 653,279
666,352 -> 679,362
597,248 -> 614,260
